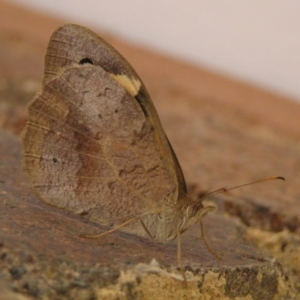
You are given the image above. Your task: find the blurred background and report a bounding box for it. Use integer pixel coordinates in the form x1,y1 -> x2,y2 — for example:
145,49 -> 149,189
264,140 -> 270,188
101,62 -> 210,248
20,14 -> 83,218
7,0 -> 300,102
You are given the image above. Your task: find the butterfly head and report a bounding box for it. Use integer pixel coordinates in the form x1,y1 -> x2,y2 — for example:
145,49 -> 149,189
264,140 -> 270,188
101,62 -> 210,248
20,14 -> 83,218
178,199 -> 215,235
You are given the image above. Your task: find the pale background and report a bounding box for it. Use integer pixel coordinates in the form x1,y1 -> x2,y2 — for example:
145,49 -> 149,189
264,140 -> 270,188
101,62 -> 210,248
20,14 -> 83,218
7,0 -> 300,102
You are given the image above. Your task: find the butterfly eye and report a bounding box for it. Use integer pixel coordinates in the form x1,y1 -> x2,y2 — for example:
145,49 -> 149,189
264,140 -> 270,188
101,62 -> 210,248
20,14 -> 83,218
79,57 -> 94,65
52,158 -> 58,163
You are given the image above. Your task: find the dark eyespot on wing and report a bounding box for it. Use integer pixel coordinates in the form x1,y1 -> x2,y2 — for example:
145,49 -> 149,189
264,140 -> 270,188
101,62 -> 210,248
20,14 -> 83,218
79,58 -> 93,65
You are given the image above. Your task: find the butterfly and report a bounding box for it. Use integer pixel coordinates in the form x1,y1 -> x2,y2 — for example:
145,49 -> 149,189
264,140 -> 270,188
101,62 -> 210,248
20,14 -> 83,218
22,24 -> 284,284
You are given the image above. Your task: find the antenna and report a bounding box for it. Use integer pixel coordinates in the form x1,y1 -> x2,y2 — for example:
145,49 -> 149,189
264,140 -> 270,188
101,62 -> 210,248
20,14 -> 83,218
200,176 -> 285,201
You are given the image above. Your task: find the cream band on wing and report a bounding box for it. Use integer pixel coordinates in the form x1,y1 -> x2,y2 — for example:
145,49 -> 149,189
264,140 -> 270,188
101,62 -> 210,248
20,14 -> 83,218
109,73 -> 141,97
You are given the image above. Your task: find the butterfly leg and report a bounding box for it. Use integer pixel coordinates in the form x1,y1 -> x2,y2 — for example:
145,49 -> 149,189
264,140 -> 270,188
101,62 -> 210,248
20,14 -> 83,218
80,216 -> 140,239
138,218 -> 156,240
177,230 -> 187,287
200,220 -> 222,260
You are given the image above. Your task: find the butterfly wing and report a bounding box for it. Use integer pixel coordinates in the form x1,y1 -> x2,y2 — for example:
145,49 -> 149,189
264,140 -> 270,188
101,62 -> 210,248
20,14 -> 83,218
44,24 -> 187,199
22,24 -> 188,227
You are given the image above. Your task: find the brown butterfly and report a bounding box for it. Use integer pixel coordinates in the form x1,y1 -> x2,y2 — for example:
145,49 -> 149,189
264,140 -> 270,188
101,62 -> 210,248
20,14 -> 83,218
22,24 -> 283,283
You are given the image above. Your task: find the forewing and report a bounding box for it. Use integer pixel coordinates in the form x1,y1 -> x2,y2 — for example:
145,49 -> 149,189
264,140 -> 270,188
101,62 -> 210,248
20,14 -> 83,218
43,24 -> 188,206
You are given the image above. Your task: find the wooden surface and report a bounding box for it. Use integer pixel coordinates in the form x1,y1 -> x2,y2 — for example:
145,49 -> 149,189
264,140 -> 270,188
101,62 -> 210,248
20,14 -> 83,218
0,1 -> 299,299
